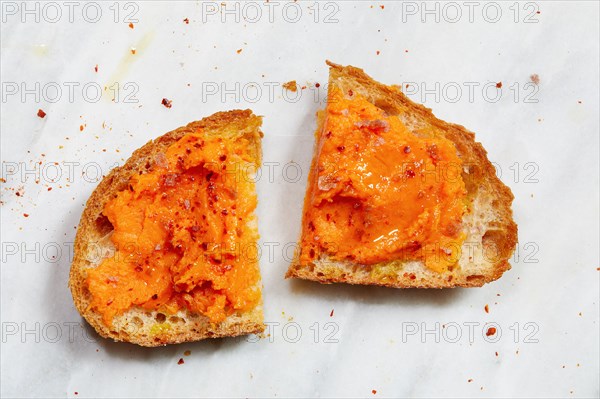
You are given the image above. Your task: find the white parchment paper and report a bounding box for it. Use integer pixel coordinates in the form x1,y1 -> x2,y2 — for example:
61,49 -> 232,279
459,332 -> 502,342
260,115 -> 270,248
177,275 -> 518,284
1,1 -> 598,398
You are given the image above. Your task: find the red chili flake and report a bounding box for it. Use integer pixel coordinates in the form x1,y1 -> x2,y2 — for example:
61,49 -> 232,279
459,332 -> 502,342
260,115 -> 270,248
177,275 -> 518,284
404,49 -> 409,53
486,327 -> 497,336
23,213 -> 29,217
94,64 -> 98,73
426,144 -> 440,164
37,109 -> 46,118
405,169 -> 415,178
376,50 -> 380,55
161,98 -> 173,108
403,145 -> 411,154
79,125 -> 84,131
536,11 -> 541,14
484,304 -> 489,313
236,48 -> 242,54
315,82 -> 321,88
496,82 -> 502,88
468,379 -> 473,383
47,187 -> 52,191
128,22 -> 134,29
177,358 -> 184,365
183,18 -> 190,24
372,389 -> 377,394
495,351 -> 499,357
330,309 -> 334,317
530,74 -> 540,85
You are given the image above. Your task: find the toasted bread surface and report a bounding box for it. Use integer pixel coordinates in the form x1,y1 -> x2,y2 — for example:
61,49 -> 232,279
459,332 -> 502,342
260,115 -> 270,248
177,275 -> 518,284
69,110 -> 265,346
286,62 -> 517,288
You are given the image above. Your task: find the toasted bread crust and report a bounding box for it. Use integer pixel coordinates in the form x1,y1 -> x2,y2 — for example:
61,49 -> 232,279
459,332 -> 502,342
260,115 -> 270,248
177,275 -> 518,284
69,110 -> 265,346
286,62 -> 517,288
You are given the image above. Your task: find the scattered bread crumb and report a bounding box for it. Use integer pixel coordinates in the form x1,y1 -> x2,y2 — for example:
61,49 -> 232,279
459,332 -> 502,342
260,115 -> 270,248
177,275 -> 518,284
283,80 -> 298,92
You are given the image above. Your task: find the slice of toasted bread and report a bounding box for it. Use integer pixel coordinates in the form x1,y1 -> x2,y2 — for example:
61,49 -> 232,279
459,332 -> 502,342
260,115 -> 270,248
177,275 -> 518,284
69,110 -> 265,346
286,62 -> 517,288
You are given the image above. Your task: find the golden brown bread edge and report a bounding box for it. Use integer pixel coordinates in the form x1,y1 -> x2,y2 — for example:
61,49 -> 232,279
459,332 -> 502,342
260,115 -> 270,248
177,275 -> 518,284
69,110 -> 265,346
286,61 -> 518,288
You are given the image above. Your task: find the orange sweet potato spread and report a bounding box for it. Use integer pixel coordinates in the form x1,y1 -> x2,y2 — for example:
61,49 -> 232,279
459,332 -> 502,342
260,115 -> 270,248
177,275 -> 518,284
87,133 -> 261,327
299,88 -> 467,272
